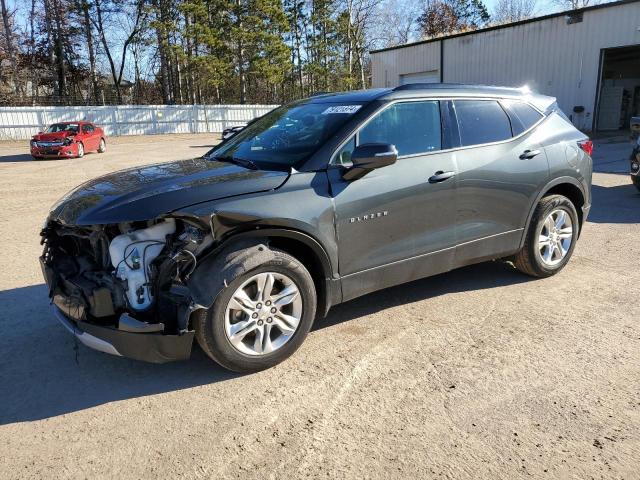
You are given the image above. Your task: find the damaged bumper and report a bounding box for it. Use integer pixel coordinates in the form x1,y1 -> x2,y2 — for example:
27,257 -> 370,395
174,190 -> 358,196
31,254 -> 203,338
31,145 -> 78,158
52,304 -> 195,363
41,251 -> 195,363
40,219 -> 210,363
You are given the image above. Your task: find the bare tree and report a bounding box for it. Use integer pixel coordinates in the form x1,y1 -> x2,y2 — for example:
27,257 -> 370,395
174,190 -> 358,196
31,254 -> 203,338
1,0 -> 22,96
418,0 -> 490,39
552,0 -> 597,9
77,0 -> 100,104
370,0 -> 420,48
493,0 -> 536,23
91,0 -> 148,104
28,0 -> 38,101
49,0 -> 68,99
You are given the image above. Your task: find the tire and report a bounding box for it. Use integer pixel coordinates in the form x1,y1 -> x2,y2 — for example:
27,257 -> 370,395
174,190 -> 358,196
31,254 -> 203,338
632,175 -> 640,192
193,248 -> 317,372
76,142 -> 84,158
513,194 -> 579,278
98,138 -> 106,153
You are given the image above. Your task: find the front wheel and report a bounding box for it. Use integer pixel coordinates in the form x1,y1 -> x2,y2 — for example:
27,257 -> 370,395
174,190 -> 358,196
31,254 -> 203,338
513,194 -> 579,278
193,249 -> 317,372
98,138 -> 106,153
76,142 -> 84,158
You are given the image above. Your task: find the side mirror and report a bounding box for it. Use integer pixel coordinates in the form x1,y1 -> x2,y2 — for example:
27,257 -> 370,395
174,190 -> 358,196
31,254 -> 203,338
342,143 -> 398,181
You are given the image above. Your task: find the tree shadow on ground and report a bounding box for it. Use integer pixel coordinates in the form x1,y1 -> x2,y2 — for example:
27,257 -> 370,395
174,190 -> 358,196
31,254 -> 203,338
0,284 -> 239,425
0,260 -> 531,425
0,153 -> 43,163
315,261 -> 531,332
588,182 -> 640,224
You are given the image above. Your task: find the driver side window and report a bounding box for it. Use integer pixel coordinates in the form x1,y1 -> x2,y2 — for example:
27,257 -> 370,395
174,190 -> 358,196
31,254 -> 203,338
332,100 -> 442,165
360,101 -> 441,156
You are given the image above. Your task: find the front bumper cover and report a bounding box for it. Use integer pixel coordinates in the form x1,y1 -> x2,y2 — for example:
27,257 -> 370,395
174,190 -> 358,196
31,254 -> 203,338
52,305 -> 195,364
31,145 -> 77,158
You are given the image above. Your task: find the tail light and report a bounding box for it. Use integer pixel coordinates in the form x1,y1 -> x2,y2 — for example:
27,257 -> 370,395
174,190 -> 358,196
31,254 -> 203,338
578,139 -> 593,156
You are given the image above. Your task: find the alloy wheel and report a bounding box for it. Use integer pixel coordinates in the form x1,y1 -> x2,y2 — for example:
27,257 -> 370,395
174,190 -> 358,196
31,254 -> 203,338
224,272 -> 303,356
538,208 -> 573,266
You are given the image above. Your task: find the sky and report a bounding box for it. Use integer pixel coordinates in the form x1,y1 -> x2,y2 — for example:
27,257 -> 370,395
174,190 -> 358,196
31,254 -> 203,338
8,0 -> 572,32
484,0 -> 561,16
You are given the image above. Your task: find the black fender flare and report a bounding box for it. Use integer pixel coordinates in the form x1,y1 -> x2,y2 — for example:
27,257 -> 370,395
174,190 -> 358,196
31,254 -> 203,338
216,227 -> 335,279
518,176 -> 586,249
187,228 -> 338,316
187,240 -> 277,309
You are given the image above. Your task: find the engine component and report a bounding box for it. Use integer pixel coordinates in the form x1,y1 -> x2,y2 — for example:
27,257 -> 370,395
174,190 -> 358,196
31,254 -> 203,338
109,219 -> 175,310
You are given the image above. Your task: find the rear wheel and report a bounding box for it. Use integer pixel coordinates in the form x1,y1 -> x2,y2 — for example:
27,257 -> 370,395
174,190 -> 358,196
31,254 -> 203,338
76,142 -> 84,158
513,194 -> 579,278
98,138 -> 106,153
193,249 -> 316,372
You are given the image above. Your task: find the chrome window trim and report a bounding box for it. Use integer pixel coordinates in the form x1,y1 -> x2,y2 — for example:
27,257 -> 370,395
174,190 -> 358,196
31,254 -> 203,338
329,96 -> 549,166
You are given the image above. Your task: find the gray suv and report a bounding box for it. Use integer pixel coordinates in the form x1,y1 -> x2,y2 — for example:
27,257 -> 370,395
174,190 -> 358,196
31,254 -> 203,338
41,84 -> 592,372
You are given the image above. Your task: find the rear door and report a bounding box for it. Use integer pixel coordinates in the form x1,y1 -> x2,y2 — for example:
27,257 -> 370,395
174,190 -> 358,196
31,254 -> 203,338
328,100 -> 458,300
452,99 -> 549,264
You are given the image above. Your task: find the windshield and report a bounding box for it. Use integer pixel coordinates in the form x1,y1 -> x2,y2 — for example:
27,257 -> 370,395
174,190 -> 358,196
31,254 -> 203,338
46,123 -> 79,134
207,102 -> 363,168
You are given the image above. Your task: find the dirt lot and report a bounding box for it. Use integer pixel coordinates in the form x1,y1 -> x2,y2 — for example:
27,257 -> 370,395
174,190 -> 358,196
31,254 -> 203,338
0,134 -> 638,479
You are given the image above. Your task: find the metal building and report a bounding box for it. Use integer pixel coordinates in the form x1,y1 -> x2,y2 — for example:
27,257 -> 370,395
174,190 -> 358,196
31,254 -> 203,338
370,0 -> 640,132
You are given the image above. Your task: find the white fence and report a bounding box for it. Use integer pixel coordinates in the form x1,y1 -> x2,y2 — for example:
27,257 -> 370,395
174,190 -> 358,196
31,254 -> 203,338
0,104 -> 278,140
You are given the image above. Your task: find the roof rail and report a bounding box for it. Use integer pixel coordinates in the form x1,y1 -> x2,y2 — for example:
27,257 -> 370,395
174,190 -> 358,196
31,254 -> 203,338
392,83 -> 475,91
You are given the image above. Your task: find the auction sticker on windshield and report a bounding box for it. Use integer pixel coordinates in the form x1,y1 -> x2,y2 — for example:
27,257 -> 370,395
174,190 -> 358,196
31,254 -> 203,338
321,105 -> 361,115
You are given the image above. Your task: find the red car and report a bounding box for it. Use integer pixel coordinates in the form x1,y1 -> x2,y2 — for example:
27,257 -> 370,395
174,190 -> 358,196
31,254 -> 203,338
30,121 -> 106,160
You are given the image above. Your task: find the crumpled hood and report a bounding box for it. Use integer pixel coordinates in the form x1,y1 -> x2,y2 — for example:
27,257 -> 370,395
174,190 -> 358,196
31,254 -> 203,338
33,131 -> 75,141
50,158 -> 289,225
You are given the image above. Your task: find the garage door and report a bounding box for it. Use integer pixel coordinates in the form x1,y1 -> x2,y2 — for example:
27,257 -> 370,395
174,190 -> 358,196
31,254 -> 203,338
399,71 -> 440,85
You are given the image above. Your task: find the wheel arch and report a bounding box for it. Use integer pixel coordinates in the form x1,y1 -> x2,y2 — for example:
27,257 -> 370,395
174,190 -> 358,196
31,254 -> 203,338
519,177 -> 586,248
191,227 -> 340,319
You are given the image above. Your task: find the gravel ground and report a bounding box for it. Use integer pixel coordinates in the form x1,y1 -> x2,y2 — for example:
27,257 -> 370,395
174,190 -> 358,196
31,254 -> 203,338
0,134 -> 638,479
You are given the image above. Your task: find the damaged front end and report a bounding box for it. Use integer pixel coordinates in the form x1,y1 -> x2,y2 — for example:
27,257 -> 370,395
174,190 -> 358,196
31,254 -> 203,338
40,217 -> 213,363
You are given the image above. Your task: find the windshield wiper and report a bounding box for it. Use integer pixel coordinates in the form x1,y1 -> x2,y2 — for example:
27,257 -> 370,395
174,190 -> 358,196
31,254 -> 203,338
210,155 -> 259,170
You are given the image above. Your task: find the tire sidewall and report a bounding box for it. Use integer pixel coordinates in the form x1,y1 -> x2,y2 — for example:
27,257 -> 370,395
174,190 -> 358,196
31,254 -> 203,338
99,139 -> 106,153
77,142 -> 84,158
529,196 -> 579,276
202,255 -> 316,372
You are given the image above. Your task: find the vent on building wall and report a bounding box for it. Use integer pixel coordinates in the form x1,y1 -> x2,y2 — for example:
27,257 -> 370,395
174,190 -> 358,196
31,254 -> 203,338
565,12 -> 583,24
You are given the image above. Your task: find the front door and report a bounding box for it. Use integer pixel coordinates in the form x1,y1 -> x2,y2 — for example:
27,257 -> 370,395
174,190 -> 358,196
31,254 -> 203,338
328,100 -> 458,301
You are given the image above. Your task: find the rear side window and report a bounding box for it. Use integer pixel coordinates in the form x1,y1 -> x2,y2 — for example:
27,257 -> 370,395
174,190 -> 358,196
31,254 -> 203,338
502,100 -> 543,135
454,100 -> 512,146
359,101 -> 441,156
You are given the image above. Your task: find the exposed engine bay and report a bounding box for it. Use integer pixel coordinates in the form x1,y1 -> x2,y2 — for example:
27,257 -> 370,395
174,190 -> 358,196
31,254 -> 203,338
40,218 -> 213,335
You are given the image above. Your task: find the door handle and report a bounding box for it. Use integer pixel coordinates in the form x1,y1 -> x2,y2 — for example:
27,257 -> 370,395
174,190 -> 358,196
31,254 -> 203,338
428,171 -> 456,183
519,149 -> 541,159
